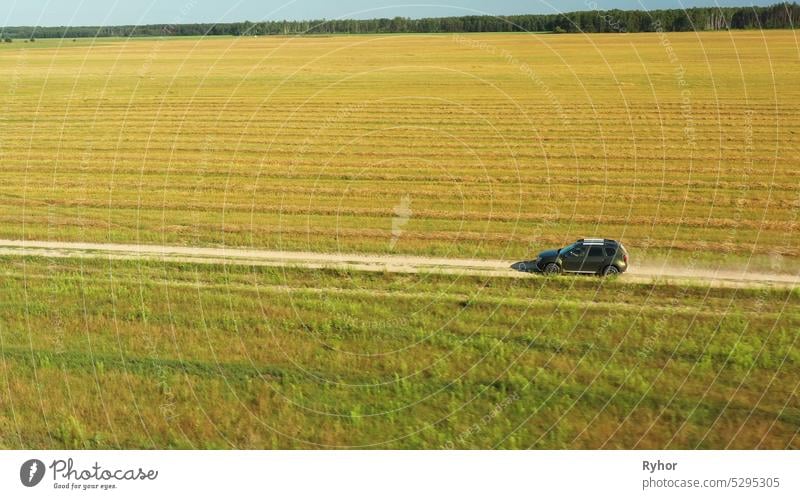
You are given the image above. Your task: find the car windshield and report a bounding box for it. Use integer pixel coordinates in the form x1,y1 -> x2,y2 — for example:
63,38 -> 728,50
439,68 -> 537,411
559,243 -> 579,255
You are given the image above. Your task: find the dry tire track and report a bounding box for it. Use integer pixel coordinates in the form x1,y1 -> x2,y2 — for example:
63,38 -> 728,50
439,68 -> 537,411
0,239 -> 796,288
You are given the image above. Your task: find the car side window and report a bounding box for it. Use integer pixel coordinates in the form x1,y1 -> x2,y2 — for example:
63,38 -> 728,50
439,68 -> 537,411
589,247 -> 604,257
604,247 -> 616,257
568,246 -> 584,257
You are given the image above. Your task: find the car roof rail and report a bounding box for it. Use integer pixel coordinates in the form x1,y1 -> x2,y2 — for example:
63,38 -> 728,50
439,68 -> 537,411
578,238 -> 619,245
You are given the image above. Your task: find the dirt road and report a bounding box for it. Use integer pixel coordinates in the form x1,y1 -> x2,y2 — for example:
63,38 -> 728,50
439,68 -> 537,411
0,239 -> 796,288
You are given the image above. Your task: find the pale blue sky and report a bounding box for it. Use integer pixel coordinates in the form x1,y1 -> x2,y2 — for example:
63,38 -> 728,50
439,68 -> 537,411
2,1 -> 772,27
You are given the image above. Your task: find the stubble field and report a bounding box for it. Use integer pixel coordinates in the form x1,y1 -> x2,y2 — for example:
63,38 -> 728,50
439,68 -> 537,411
0,32 -> 798,267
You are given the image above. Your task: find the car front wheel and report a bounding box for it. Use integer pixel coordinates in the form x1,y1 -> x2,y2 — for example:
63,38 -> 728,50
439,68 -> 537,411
544,263 -> 561,275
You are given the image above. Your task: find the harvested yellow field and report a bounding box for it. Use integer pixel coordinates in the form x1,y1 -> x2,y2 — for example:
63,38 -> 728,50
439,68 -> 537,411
0,32 -> 798,268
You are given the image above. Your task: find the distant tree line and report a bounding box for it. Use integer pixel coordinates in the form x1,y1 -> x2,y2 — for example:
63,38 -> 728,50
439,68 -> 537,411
1,3 -> 798,39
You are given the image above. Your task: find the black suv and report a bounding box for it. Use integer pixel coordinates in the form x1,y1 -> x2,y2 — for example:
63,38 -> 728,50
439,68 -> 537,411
516,238 -> 629,276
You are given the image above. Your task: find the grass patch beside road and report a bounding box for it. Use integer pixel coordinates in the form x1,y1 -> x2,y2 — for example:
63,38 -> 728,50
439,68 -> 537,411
0,257 -> 797,449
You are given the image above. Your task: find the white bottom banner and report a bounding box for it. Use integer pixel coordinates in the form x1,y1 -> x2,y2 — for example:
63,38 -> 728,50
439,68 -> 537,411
1,451 -> 796,498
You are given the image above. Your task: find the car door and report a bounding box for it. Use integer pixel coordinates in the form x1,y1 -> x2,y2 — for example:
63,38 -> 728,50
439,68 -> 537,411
561,244 -> 586,272
584,245 -> 607,272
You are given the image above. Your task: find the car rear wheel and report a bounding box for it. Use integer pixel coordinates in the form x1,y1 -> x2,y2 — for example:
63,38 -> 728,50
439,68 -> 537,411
602,265 -> 620,277
544,263 -> 561,275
